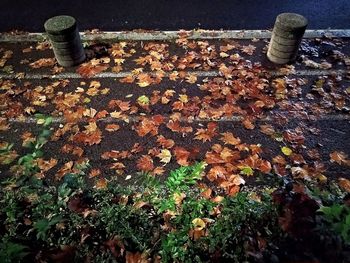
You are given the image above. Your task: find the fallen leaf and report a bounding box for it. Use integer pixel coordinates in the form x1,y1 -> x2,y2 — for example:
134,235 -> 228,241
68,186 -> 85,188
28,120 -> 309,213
173,147 -> 190,166
136,155 -> 154,172
220,132 -> 241,146
157,149 -> 172,164
29,58 -> 56,68
281,146 -> 293,156
330,151 -> 350,166
105,124 -> 120,132
95,178 -> 108,189
338,178 -> 350,192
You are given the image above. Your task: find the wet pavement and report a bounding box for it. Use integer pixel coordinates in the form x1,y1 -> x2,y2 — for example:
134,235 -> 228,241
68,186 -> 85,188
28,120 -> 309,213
0,33 -> 349,192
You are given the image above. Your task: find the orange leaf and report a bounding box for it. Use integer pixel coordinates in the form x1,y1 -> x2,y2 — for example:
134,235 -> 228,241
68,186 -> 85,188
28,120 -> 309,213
207,166 -> 227,181
205,151 -> 225,164
125,251 -> 149,263
29,58 -> 56,68
105,124 -> 120,132
157,135 -> 175,149
95,178 -> 108,189
76,61 -> 109,78
136,155 -> 154,172
330,151 -> 350,166
338,178 -> 350,192
134,117 -> 159,137
220,132 -> 241,146
173,147 -> 190,166
89,168 -> 101,178
258,159 -> 272,173
242,118 -> 255,130
260,124 -> 275,136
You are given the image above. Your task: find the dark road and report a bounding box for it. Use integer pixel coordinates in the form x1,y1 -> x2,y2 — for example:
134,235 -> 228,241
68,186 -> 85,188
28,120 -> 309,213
1,0 -> 350,32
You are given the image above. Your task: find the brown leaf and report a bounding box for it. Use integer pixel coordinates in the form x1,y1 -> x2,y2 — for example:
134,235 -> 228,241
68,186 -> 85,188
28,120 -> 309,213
173,147 -> 190,166
76,59 -> 109,78
220,132 -> 241,146
194,122 -> 218,142
95,178 -> 108,189
125,251 -> 149,263
156,135 -> 175,149
29,58 -> 56,68
207,166 -> 227,181
338,178 -> 350,192
105,124 -> 120,132
136,155 -> 154,172
89,168 -> 101,178
242,118 -> 255,130
330,151 -> 350,166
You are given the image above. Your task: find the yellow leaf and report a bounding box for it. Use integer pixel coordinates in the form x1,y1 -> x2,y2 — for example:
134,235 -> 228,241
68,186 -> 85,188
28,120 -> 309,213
36,118 -> 45,125
192,218 -> 206,230
137,81 -> 150,87
281,146 -> 292,156
173,192 -> 186,206
157,149 -> 172,164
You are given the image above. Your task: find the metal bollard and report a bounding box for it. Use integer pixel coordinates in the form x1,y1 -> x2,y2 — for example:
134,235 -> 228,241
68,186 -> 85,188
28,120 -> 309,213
44,15 -> 86,67
267,13 -> 308,64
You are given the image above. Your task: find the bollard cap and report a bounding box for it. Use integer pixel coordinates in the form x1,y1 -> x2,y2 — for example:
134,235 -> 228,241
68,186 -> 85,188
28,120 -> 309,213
275,13 -> 308,31
44,15 -> 77,35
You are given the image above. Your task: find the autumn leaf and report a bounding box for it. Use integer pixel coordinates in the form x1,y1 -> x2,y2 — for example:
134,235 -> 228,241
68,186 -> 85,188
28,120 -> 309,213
260,124 -> 275,136
157,149 -> 172,164
330,151 -> 350,166
125,251 -> 149,263
89,168 -> 101,178
220,132 -> 241,146
205,151 -> 225,164
36,158 -> 58,172
194,122 -> 218,142
157,135 -> 175,149
137,95 -> 150,106
94,178 -> 108,189
258,159 -> 272,174
105,124 -> 120,132
173,147 -> 190,166
192,218 -> 206,231
207,166 -> 227,181
134,117 -> 159,137
166,120 -> 193,134
29,58 -> 56,68
338,178 -> 350,192
240,44 -> 256,55
281,146 -> 293,156
76,58 -> 109,78
136,155 -> 154,172
242,118 -> 255,130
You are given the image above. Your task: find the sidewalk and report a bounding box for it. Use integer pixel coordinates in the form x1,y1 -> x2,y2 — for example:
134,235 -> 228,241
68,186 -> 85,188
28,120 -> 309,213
0,29 -> 349,192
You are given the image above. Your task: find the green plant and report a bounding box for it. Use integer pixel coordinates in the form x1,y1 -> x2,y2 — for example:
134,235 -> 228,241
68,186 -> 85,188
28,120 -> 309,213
18,114 -> 52,176
0,239 -> 29,263
318,204 -> 350,244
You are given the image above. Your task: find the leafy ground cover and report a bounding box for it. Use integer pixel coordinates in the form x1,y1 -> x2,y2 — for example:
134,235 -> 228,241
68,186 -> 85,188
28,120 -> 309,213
0,117 -> 349,262
0,30 -> 350,262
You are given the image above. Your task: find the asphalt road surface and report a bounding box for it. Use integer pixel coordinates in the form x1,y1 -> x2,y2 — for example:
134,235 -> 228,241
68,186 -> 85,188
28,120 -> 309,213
1,0 -> 350,32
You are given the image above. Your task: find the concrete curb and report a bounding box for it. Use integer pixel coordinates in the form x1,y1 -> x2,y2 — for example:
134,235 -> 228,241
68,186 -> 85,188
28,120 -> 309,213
0,69 -> 347,80
7,114 -> 350,125
0,29 -> 350,42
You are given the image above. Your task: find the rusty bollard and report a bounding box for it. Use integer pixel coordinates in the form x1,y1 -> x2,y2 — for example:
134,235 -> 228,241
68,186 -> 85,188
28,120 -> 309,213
267,13 -> 308,64
44,15 -> 86,67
